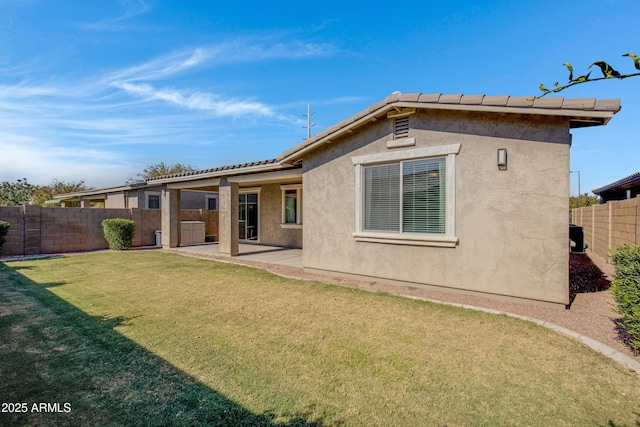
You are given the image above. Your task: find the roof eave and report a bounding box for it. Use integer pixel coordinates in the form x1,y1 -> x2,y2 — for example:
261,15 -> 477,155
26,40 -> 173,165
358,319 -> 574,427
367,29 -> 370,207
148,162 -> 288,185
53,185 -> 138,200
592,172 -> 640,194
278,100 -> 619,165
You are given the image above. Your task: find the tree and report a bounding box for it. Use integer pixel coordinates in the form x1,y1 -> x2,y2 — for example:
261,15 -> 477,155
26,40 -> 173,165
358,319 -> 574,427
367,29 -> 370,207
126,162 -> 197,184
539,52 -> 640,97
32,179 -> 94,207
569,193 -> 599,210
0,178 -> 37,206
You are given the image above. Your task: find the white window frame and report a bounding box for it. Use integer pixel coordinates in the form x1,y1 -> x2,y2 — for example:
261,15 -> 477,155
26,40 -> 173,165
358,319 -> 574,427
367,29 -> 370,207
352,144 -> 460,248
280,184 -> 302,229
145,191 -> 161,209
205,194 -> 219,211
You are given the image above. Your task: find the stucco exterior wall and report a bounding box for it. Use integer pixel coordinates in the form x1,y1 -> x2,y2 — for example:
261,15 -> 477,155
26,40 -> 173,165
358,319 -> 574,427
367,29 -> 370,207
302,109 -> 571,306
257,183 -> 302,248
105,192 -> 127,208
101,186 -> 215,210
181,190 -> 217,210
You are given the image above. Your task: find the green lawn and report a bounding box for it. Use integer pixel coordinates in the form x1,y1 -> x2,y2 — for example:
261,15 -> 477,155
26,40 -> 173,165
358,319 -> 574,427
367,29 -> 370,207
1,251 -> 639,426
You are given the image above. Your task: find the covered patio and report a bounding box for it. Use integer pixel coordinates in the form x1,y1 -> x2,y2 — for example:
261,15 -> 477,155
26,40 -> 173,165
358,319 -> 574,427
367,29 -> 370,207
150,161 -> 303,257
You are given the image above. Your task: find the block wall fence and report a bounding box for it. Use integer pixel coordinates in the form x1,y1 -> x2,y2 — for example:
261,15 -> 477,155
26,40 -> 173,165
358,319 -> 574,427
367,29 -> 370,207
571,197 -> 640,261
0,206 -> 218,257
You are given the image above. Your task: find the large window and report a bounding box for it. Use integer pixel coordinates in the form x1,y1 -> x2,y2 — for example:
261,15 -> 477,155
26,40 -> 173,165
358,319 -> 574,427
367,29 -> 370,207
364,157 -> 446,234
353,144 -> 459,247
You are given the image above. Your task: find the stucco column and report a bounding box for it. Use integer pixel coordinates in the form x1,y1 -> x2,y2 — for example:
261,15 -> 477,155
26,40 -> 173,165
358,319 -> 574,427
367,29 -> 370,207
161,188 -> 181,248
218,178 -> 239,256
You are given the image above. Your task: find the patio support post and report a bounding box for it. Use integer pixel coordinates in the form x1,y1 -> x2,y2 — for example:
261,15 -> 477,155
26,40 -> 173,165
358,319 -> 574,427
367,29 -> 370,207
161,187 -> 181,248
218,178 -> 239,256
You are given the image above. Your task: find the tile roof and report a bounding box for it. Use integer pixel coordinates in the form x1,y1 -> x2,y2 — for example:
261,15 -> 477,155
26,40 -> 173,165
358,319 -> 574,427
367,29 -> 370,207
58,91 -> 621,194
592,172 -> 640,194
146,91 -> 622,181
147,158 -> 280,182
278,91 -> 621,163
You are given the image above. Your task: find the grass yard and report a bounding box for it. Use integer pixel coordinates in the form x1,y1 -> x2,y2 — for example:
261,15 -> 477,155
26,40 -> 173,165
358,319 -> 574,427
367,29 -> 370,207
1,251 -> 639,426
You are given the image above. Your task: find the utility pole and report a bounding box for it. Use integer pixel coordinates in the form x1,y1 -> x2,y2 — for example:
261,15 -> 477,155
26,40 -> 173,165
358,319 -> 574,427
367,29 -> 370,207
303,104 -> 315,140
570,170 -> 581,208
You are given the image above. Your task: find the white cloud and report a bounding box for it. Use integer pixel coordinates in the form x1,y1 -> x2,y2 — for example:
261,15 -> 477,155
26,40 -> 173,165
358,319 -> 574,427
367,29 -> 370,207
111,82 -> 275,117
107,48 -> 210,82
107,38 -> 337,83
103,38 -> 340,120
79,0 -> 151,31
0,34 -> 344,188
0,83 -> 61,99
0,133 -> 135,187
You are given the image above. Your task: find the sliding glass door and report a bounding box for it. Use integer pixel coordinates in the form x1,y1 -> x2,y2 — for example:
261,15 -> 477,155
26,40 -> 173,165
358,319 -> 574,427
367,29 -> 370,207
239,193 -> 259,241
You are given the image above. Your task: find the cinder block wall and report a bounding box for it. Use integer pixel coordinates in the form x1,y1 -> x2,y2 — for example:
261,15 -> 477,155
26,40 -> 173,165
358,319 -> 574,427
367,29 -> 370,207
0,206 -> 25,256
572,197 -> 640,260
0,207 -> 163,256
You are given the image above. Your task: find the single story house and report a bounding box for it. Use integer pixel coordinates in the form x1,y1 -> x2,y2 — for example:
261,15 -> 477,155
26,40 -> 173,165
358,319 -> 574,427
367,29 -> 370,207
55,182 -> 219,211
58,92 -> 621,307
592,172 -> 640,203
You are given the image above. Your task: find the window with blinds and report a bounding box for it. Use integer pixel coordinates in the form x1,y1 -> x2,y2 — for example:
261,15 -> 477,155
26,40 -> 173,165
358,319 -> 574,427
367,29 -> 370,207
363,157 -> 446,234
364,163 -> 400,231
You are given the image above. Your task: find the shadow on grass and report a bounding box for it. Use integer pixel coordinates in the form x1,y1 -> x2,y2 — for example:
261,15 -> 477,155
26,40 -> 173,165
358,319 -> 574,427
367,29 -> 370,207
568,252 -> 611,305
0,262 -> 325,427
606,411 -> 640,426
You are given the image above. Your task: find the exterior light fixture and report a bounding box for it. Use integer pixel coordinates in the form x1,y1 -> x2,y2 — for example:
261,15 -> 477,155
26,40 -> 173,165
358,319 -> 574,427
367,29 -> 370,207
497,148 -> 507,170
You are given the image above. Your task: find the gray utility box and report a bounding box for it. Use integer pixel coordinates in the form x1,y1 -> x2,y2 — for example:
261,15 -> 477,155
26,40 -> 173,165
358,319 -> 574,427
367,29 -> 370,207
181,221 -> 206,245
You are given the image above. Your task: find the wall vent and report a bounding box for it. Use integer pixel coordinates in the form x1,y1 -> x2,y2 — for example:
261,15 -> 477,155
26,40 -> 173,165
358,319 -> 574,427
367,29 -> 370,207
394,117 -> 409,139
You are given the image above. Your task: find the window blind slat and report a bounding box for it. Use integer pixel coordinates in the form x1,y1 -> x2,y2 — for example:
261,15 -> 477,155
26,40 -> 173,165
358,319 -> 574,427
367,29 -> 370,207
364,164 -> 400,231
402,158 -> 445,234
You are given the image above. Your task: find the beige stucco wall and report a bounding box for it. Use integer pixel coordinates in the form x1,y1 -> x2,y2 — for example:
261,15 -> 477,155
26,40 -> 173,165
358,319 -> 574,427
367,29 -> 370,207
181,190 -> 217,210
302,109 -> 571,306
256,183 -> 302,248
105,192 -> 127,208
127,190 -> 141,208
104,186 -> 215,210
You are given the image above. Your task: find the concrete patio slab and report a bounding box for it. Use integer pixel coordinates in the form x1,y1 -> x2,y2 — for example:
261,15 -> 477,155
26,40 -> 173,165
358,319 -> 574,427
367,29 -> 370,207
174,243 -> 303,268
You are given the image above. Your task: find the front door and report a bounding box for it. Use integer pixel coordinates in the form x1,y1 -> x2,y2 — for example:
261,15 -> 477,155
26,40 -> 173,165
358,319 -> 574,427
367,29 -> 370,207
239,193 -> 259,241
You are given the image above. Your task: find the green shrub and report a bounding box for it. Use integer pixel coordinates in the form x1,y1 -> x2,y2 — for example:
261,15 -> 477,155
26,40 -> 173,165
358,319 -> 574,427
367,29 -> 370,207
0,220 -> 9,253
102,219 -> 136,251
610,244 -> 640,351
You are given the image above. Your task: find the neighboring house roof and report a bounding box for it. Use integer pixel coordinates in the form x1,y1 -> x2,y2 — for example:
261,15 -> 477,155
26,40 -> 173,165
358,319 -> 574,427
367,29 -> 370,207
278,92 -> 621,165
53,160 -> 285,199
591,172 -> 640,195
54,91 -> 621,198
53,182 -> 149,202
147,159 -> 282,184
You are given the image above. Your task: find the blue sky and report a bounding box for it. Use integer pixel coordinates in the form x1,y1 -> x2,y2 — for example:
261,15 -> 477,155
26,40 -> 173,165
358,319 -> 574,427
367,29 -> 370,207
0,0 -> 638,195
